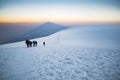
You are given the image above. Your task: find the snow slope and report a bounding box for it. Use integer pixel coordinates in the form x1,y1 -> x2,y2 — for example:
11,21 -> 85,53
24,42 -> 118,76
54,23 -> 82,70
1,25 -> 120,49
0,46 -> 120,80
58,26 -> 120,49
0,26 -> 120,80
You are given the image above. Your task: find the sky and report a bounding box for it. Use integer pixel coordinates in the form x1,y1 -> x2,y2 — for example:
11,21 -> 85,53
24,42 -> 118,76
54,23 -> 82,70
0,0 -> 120,24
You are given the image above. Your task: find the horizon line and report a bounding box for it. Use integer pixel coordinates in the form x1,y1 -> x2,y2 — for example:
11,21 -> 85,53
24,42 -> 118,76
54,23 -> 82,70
0,21 -> 120,24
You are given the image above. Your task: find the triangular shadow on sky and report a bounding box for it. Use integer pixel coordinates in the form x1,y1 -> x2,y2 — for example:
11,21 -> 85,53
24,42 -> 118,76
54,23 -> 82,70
21,21 -> 68,40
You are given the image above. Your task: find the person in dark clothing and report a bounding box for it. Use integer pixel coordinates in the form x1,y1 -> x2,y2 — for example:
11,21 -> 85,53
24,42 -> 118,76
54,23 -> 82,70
25,39 -> 32,48
25,39 -> 29,47
29,41 -> 32,47
33,41 -> 38,47
43,42 -> 45,46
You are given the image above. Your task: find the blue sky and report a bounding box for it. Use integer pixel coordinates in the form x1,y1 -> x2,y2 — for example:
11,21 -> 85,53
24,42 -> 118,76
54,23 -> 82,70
0,0 -> 119,7
0,0 -> 120,23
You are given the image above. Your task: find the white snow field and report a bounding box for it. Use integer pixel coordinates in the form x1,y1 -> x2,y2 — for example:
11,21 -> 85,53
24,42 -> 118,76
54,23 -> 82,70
0,26 -> 120,80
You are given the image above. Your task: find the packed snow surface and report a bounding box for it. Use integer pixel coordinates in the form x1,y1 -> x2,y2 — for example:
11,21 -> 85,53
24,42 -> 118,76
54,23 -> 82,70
0,46 -> 120,80
0,26 -> 120,80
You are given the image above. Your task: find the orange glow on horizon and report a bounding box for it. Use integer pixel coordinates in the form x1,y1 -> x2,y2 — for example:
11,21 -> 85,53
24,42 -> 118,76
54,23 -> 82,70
1,2 -> 120,24
0,17 -> 120,24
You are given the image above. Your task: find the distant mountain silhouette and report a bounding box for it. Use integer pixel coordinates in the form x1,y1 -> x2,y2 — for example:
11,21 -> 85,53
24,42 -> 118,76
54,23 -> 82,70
22,22 -> 67,40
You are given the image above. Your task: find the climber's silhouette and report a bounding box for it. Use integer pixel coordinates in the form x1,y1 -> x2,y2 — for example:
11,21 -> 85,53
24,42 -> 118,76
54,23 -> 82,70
43,42 -> 45,46
33,41 -> 38,47
25,39 -> 32,48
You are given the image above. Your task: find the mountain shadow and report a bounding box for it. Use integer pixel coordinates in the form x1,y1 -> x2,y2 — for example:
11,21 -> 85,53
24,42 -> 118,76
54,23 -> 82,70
0,22 -> 68,44
22,22 -> 68,39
